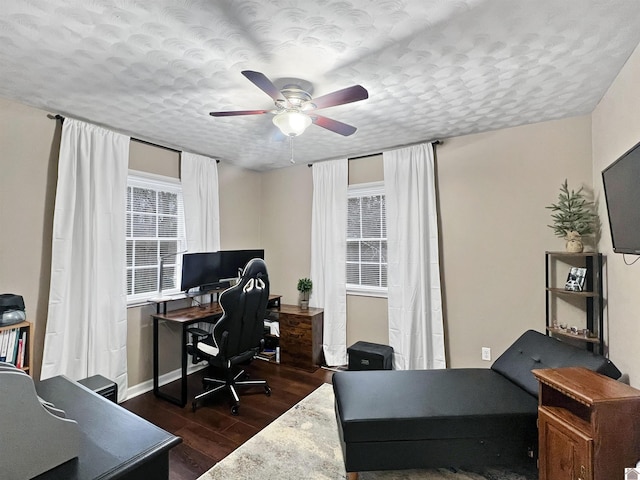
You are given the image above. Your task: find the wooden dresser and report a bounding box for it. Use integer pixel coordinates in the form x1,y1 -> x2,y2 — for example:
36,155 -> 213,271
274,304 -> 324,371
534,367 -> 640,480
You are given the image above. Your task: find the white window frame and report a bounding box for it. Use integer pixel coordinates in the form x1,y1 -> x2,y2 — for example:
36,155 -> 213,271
347,181 -> 387,298
126,170 -> 186,306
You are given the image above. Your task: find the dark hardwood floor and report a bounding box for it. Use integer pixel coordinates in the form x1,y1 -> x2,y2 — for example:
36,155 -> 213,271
121,360 -> 335,480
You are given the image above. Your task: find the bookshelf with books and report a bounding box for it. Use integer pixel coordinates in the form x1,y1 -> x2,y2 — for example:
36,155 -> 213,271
0,321 -> 32,375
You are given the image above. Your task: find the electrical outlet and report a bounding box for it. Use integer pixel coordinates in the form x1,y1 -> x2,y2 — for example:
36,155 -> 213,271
481,347 -> 491,361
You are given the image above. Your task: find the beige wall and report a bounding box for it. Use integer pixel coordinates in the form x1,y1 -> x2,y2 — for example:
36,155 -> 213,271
346,295 -> 388,346
437,116 -> 593,367
0,97 -> 59,381
348,154 -> 384,184
260,163 -> 313,304
129,139 -> 180,177
592,42 -> 640,386
219,163 -> 263,250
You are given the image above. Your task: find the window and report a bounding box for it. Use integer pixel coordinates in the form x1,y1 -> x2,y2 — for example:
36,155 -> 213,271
126,171 -> 186,304
347,182 -> 387,296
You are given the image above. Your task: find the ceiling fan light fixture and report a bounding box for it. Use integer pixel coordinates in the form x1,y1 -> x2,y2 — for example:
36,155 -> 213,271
273,110 -> 312,137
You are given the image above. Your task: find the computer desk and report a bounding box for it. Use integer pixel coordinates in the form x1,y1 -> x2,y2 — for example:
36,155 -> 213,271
150,294 -> 282,407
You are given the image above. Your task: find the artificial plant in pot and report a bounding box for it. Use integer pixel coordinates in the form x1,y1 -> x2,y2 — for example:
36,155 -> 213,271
297,277 -> 312,310
546,179 -> 598,253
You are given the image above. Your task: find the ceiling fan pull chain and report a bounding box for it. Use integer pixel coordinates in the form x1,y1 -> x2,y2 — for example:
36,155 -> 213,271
289,137 -> 296,164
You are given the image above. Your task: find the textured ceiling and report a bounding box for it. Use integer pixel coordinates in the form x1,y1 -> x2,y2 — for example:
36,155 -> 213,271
1,1 -> 640,171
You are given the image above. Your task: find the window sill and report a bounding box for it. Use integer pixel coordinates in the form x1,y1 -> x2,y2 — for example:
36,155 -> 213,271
127,290 -> 183,308
346,288 -> 388,299
127,300 -> 151,309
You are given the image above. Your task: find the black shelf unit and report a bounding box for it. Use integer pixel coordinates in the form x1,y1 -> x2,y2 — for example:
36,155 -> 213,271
545,251 -> 605,355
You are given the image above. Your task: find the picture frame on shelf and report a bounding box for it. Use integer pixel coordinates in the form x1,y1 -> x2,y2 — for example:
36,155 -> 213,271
565,267 -> 587,292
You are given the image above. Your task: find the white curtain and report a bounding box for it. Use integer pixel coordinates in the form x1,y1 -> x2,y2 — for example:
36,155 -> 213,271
180,152 -> 220,253
310,159 -> 348,366
383,143 -> 446,370
41,119 -> 130,401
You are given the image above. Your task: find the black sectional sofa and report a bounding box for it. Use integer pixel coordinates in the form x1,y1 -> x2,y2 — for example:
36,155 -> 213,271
332,330 -> 621,478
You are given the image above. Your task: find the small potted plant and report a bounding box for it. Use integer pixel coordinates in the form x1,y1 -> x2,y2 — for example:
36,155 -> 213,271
546,179 -> 598,252
297,277 -> 312,310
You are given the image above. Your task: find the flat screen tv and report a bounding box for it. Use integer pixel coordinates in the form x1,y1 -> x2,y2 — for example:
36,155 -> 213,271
602,139 -> 640,255
180,252 -> 222,292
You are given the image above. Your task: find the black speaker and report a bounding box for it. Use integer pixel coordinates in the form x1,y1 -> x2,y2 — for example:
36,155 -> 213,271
78,375 -> 118,403
347,341 -> 394,371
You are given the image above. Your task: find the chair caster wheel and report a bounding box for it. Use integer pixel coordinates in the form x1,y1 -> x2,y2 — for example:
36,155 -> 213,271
265,386 -> 271,396
231,405 -> 239,416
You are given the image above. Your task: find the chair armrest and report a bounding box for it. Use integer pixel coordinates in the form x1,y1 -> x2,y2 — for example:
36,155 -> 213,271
187,327 -> 210,338
186,327 -> 212,364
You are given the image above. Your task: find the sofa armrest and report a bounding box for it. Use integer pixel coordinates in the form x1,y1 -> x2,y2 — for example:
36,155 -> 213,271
491,329 -> 621,397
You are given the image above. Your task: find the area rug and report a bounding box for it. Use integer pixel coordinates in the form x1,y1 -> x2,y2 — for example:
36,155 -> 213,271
197,383 -> 536,480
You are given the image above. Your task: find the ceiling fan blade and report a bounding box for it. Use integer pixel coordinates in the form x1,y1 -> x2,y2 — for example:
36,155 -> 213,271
311,115 -> 357,136
241,70 -> 287,102
209,110 -> 270,117
305,85 -> 368,110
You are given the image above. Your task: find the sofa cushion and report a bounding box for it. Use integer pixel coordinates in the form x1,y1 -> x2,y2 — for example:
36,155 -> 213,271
333,368 -> 538,444
491,329 -> 621,397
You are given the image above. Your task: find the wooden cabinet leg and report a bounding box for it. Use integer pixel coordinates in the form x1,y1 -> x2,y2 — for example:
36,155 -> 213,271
347,473 -> 359,480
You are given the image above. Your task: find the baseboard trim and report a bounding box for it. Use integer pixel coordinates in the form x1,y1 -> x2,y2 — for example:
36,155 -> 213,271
125,362 -> 208,400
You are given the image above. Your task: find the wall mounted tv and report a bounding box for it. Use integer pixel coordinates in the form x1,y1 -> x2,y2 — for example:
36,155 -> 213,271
180,249 -> 265,292
602,139 -> 640,255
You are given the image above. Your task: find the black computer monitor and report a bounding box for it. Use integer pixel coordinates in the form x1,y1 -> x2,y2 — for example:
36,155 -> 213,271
180,250 -> 265,292
180,252 -> 222,292
219,249 -> 265,280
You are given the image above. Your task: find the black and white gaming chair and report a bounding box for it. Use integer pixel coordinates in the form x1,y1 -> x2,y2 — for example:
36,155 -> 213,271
188,258 -> 271,414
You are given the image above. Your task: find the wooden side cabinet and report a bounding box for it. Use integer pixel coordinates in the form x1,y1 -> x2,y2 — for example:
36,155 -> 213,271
534,367 -> 640,480
274,304 -> 323,371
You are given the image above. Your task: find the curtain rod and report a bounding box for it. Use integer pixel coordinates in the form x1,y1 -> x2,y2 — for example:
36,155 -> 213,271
51,114 -> 437,167
130,137 -> 182,154
307,139 -> 442,167
49,114 -> 219,161
51,114 -> 180,154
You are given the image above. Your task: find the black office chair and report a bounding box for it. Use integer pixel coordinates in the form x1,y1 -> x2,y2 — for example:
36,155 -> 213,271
188,258 -> 271,414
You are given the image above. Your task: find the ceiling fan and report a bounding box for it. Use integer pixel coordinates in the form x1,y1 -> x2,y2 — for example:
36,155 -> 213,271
209,70 -> 368,137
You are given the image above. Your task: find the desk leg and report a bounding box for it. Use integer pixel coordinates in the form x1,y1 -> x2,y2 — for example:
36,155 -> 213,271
152,317 -> 188,408
181,324 -> 188,407
153,317 -> 159,396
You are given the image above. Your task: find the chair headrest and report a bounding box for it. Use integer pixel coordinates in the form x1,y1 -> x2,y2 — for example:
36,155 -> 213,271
242,258 -> 268,279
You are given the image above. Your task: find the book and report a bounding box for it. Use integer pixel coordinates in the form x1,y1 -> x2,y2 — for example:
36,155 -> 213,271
12,328 -> 20,365
16,338 -> 23,369
0,330 -> 8,362
6,328 -> 17,365
565,267 -> 587,292
19,330 -> 27,368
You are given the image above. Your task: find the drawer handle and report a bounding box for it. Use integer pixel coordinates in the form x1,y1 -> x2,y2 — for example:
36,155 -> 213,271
578,464 -> 586,479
